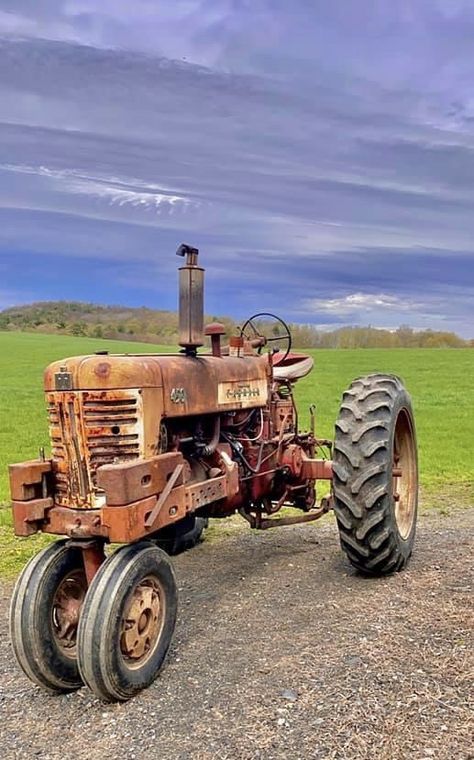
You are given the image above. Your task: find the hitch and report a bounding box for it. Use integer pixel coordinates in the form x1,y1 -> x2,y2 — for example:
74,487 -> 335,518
239,494 -> 332,530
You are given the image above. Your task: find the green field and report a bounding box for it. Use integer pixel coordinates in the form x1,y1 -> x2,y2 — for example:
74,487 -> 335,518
0,331 -> 473,574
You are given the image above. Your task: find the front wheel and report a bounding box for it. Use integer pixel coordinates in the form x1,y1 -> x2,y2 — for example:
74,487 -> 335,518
77,542 -> 178,702
9,540 -> 87,692
333,374 -> 418,575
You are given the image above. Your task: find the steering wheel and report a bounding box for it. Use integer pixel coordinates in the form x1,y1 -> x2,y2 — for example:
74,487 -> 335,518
240,312 -> 292,364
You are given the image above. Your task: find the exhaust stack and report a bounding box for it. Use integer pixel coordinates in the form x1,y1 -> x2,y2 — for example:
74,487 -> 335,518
176,243 -> 204,354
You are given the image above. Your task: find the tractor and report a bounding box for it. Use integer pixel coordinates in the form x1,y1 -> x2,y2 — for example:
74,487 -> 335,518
8,245 -> 418,702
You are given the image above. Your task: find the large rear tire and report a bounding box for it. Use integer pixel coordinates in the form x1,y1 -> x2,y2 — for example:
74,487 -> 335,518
77,542 -> 178,702
9,540 -> 86,692
333,374 -> 418,575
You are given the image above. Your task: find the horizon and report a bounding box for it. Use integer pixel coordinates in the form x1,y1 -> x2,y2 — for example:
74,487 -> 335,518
1,298 -> 471,342
1,4 -> 474,337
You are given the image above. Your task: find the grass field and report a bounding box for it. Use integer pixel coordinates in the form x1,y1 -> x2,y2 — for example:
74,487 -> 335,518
0,331 -> 473,574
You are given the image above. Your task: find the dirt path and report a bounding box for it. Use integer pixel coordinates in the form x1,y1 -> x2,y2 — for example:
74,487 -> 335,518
1,508 -> 473,760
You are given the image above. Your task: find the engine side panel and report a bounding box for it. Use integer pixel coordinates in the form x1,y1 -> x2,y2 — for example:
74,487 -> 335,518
160,355 -> 270,417
42,352 -> 270,510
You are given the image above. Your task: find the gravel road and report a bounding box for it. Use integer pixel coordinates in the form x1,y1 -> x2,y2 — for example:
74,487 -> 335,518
1,507 -> 473,760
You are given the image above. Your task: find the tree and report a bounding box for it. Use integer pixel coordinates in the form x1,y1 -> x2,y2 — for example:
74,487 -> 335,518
71,322 -> 86,337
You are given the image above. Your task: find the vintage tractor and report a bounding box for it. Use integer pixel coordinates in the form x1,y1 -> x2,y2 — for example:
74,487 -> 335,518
8,245 -> 418,702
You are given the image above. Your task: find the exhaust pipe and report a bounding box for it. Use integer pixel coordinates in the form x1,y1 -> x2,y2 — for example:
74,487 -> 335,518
176,243 -> 204,355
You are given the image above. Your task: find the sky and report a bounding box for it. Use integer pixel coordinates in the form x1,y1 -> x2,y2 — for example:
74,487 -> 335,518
0,1 -> 473,337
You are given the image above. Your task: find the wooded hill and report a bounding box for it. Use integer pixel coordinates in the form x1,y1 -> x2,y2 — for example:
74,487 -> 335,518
0,301 -> 471,349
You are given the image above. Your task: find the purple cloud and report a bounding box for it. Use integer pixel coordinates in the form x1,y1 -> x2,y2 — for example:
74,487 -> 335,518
0,3 -> 473,335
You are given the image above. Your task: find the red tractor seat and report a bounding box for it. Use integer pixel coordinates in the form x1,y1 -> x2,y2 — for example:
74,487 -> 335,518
272,352 -> 314,382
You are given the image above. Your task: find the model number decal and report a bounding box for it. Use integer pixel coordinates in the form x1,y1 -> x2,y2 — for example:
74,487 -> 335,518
170,387 -> 187,404
218,378 -> 268,408
226,384 -> 260,400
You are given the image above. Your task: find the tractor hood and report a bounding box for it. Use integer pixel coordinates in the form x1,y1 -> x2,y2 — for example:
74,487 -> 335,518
44,353 -> 272,414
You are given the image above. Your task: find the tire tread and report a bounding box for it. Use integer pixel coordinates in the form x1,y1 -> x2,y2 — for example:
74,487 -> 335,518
333,373 -> 418,575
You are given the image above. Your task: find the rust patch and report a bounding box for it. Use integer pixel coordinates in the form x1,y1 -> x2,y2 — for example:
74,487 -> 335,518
94,362 -> 111,379
12,498 -> 53,536
9,459 -> 52,501
97,452 -> 183,507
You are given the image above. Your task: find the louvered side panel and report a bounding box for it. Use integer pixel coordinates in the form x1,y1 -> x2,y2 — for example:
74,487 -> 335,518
82,390 -> 144,487
47,390 -> 145,507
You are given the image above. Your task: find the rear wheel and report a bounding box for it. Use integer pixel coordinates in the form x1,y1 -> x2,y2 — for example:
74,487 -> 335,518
9,540 -> 86,692
333,374 -> 418,575
77,542 -> 178,701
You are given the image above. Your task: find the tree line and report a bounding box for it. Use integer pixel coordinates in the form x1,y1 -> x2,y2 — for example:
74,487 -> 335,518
0,301 -> 471,349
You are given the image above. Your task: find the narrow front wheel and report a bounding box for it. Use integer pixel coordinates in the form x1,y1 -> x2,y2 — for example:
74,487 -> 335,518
77,542 -> 178,701
9,540 -> 87,692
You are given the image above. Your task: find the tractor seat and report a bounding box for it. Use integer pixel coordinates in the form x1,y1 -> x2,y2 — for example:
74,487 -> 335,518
272,352 -> 314,382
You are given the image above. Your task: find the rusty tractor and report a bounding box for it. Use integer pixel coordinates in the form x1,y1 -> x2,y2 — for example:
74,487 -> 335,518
9,245 -> 418,701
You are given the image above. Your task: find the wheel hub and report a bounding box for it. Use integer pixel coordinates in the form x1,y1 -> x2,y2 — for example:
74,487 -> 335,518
393,409 -> 417,540
52,570 -> 87,656
120,577 -> 163,664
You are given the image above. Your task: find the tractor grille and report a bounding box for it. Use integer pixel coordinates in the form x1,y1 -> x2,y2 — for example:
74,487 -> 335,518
47,389 -> 144,508
83,396 -> 141,477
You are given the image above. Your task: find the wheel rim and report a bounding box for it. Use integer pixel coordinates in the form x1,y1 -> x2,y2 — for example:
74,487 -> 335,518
392,408 -> 417,540
120,575 -> 165,669
52,569 -> 87,658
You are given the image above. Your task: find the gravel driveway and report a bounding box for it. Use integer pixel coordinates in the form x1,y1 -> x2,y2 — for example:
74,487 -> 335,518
1,507 -> 473,760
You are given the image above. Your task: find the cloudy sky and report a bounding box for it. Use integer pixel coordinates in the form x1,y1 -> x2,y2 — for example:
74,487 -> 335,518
0,1 -> 473,336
